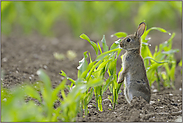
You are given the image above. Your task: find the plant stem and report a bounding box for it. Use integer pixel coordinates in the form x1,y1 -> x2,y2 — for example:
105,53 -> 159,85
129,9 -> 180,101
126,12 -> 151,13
156,69 -> 160,91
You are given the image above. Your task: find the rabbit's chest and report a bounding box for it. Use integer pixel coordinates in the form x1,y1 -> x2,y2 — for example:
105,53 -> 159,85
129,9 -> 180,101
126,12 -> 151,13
123,53 -> 146,86
122,54 -> 139,71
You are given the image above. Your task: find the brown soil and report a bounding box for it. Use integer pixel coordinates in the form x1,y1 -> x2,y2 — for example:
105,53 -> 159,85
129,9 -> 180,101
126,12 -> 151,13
1,28 -> 182,122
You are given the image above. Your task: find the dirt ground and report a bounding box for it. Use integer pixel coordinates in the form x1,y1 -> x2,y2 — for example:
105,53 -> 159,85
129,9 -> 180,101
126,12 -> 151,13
1,26 -> 182,122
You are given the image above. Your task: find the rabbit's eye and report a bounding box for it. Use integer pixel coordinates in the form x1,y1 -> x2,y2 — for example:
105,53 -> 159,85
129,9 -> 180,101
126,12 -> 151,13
127,38 -> 131,42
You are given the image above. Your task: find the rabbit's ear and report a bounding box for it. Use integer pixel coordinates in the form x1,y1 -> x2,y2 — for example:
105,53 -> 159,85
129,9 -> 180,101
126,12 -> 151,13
135,22 -> 146,37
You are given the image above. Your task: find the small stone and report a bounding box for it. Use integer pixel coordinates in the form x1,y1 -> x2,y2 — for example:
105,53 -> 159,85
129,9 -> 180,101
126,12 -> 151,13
149,117 -> 155,122
150,101 -> 155,105
169,93 -> 173,96
88,104 -> 94,108
174,116 -> 182,122
43,65 -> 47,69
153,89 -> 158,92
2,57 -> 7,62
103,98 -> 109,102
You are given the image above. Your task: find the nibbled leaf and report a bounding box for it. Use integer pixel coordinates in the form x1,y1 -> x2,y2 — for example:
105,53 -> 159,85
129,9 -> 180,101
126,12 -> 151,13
80,33 -> 90,42
60,70 -> 67,77
80,33 -> 98,55
110,39 -> 121,50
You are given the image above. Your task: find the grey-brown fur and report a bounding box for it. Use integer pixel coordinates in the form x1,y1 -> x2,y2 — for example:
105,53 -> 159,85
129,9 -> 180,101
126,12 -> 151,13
117,22 -> 151,105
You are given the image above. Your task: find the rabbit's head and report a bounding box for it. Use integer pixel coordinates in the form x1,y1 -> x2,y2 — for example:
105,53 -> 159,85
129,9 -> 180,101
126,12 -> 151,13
120,22 -> 146,51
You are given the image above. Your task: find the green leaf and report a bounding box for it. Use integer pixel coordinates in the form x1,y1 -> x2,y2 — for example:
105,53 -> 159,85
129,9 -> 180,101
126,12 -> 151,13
97,42 -> 103,54
162,49 -> 179,54
110,39 -> 121,50
60,70 -> 67,77
111,32 -> 127,38
36,69 -> 53,119
147,64 -> 159,86
98,95 -> 103,112
167,32 -> 175,50
37,69 -> 52,92
169,62 -> 176,81
117,48 -> 122,58
88,52 -> 93,63
96,48 -> 120,61
178,60 -> 182,67
86,78 -> 104,88
93,59 -> 111,78
108,59 -> 117,76
24,86 -> 41,102
86,60 -> 102,81
144,57 -> 170,64
102,76 -> 113,94
77,51 -> 88,77
60,70 -> 76,85
97,59 -> 111,71
141,45 -> 152,58
80,33 -> 98,55
87,88 -> 94,104
81,61 -> 97,79
117,83 -> 122,94
146,27 -> 171,36
101,35 -> 109,52
52,78 -> 67,101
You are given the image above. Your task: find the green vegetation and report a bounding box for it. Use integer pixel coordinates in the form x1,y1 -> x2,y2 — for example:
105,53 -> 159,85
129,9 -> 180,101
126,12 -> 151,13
141,27 -> 179,90
2,69 -> 103,122
1,1 -> 181,36
1,25 -> 180,121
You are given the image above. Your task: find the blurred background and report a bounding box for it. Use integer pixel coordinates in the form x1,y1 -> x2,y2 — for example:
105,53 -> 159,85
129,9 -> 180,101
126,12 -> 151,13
2,1 -> 182,38
1,1 -> 182,83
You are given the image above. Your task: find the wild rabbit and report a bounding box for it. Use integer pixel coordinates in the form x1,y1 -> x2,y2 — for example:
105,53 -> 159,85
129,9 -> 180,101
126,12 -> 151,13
117,22 -> 151,105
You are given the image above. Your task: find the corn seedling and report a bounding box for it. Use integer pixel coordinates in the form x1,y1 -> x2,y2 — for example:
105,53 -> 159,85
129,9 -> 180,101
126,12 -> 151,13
2,69 -> 103,122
